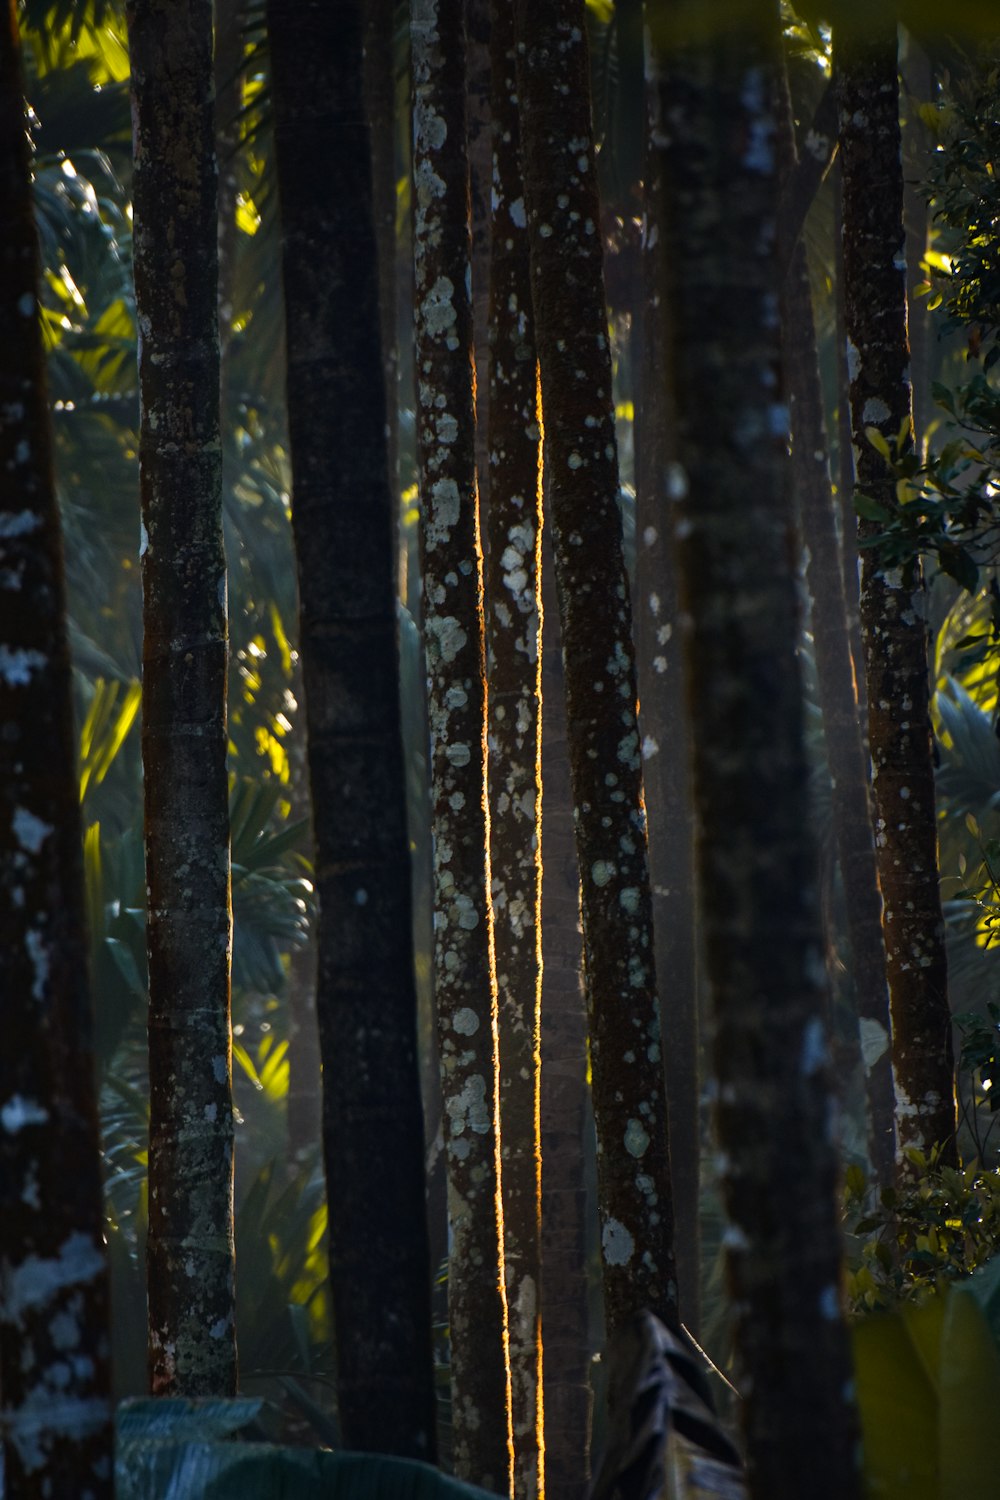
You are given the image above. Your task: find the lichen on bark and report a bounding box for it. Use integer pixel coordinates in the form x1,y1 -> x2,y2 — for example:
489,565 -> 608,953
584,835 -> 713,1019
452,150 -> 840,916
0,12 -> 113,1493
837,19 -> 957,1171
411,0 -> 511,1487
127,0 -> 236,1397
516,0 -> 678,1337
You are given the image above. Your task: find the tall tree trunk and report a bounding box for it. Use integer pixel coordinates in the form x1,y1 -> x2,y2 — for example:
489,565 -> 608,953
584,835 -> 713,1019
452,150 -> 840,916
777,47 -> 896,1186
267,0 -> 438,1457
635,18 -> 701,1336
516,0 -> 678,1338
0,12 -> 113,1491
127,0 -> 237,1397
658,9 -> 863,1497
410,0 -> 511,1486
539,535 -> 594,1500
486,3 -> 544,1491
837,21 -> 957,1170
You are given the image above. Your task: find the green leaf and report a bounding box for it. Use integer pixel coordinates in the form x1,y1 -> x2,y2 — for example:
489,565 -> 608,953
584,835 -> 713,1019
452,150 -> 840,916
854,492 -> 893,522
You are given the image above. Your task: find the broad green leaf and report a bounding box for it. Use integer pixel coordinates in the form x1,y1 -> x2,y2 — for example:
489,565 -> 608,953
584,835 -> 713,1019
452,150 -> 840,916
853,1303 -> 939,1499
939,1287 -> 1000,1500
854,492 -> 892,522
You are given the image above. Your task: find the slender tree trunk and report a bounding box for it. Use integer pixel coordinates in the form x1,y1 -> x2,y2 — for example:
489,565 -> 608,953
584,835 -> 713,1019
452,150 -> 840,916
486,4 -> 544,1490
127,0 -> 237,1397
539,534 -> 594,1500
635,19 -> 701,1336
837,21 -> 957,1170
658,9 -> 863,1497
365,0 -> 400,503
267,0 -> 437,1456
777,48 -> 896,1187
0,13 -> 113,1491
410,0 -> 511,1486
516,0 -> 678,1338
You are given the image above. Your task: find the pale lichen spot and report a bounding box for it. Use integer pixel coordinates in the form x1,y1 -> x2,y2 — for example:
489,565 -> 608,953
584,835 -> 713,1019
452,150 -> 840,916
602,1217 -> 635,1266
619,887 -> 640,915
624,1118 -> 650,1158
453,1007 -> 479,1036
591,859 -> 616,887
1,1095 -> 49,1134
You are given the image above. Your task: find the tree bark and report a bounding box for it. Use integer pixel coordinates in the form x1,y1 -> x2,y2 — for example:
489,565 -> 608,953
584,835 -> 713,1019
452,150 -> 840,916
516,0 -> 678,1338
0,11 -> 113,1491
658,8 -> 863,1496
837,21 -> 957,1170
410,0 -> 511,1486
777,45 -> 896,1187
267,0 -> 438,1457
539,534 -> 594,1500
486,3 -> 544,1491
127,0 -> 237,1398
635,19 -> 701,1336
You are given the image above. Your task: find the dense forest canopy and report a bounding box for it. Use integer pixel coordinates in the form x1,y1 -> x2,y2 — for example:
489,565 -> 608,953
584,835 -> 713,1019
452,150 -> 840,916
3,1 -> 1000,1498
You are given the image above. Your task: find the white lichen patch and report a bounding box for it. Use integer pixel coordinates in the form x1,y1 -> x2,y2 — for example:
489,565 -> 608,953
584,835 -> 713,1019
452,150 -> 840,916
0,510 -> 40,539
4,1232 -> 105,1329
447,1073 -> 490,1136
1,1095 -> 49,1134
0,645 -> 46,685
619,887 -> 640,915
819,1283 -> 840,1321
624,1118 -> 650,1158
453,1006 -> 480,1035
591,859 -> 616,887
859,1017 -> 889,1072
602,1217 -> 635,1266
12,807 -> 53,855
863,397 -> 892,426
800,1017 -> 828,1076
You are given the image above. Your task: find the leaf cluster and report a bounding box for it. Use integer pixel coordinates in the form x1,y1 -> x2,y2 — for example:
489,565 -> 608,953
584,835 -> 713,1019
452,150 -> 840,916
844,1153 -> 1000,1313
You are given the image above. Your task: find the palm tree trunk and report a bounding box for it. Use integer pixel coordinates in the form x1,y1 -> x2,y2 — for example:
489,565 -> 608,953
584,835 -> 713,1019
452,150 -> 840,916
410,0 -> 511,1486
636,19 -> 701,1335
837,20 -> 957,1170
516,0 -> 678,1338
0,12 -> 113,1490
777,46 -> 896,1187
658,8 -> 863,1495
267,0 -> 438,1456
486,3 -> 544,1489
127,0 -> 237,1397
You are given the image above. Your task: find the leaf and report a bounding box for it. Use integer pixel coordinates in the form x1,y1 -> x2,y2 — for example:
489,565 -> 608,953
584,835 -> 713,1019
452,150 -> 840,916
865,425 -> 892,461
853,1302 -> 941,1500
854,492 -> 892,522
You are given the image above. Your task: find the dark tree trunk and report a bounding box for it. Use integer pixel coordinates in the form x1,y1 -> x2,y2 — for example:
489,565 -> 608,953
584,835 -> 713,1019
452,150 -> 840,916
486,2 -> 544,1490
0,12 -> 113,1491
127,0 -> 237,1398
364,0 -> 401,503
539,538 -> 594,1500
267,0 -> 438,1457
410,0 -> 511,1486
658,9 -> 863,1497
777,47 -> 896,1187
635,18 -> 701,1336
516,0 -> 678,1338
837,22 -> 957,1170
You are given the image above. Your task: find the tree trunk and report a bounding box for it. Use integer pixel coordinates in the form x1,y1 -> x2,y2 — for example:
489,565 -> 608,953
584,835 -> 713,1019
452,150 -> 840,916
516,0 -> 678,1338
837,21 -> 957,1170
658,9 -> 863,1497
410,0 -> 511,1486
267,0 -> 438,1457
539,535 -> 594,1500
635,18 -> 701,1336
0,12 -> 113,1491
364,0 -> 401,505
777,46 -> 896,1187
127,0 -> 237,1398
486,3 -> 544,1490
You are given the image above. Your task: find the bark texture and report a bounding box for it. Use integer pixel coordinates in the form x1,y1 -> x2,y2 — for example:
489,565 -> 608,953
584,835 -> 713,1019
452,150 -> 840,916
660,12 -> 863,1498
267,0 -> 437,1457
0,13 -> 113,1492
127,0 -> 237,1397
486,3 -> 544,1491
777,51 -> 896,1186
837,23 -> 957,1169
636,26 -> 701,1335
411,0 -> 511,1486
539,534 -> 593,1500
517,0 -> 678,1337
